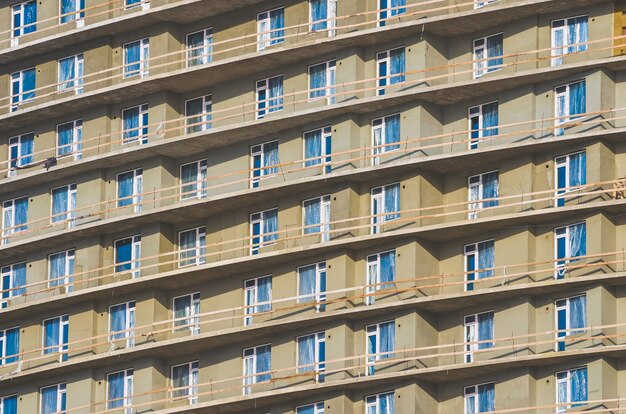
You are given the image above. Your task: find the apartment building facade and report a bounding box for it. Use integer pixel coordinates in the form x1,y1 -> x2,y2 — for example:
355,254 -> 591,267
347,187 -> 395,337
0,0 -> 624,413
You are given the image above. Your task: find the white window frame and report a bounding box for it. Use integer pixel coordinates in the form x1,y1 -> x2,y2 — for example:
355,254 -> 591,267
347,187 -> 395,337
376,47 -> 404,95
114,234 -> 141,278
371,114 -> 400,165
47,249 -> 75,291
180,159 -> 208,200
170,361 -> 199,405
365,250 -> 395,305
39,383 -> 66,414
56,119 -> 82,160
463,239 -> 495,291
302,194 -> 331,242
178,226 -> 206,267
296,331 -> 325,381
108,301 -> 136,348
57,53 -> 84,94
116,168 -> 143,213
554,80 -> 585,133
8,132 -> 34,170
0,326 -> 20,364
468,170 -> 498,219
554,222 -> 585,278
255,75 -> 283,119
242,343 -> 271,395
474,0 -> 498,9
464,382 -> 495,414
249,208 -> 278,254
50,183 -> 77,227
473,33 -> 503,79
370,182 -> 400,234
365,391 -> 395,414
468,101 -> 498,149
0,263 -> 26,307
41,314 -> 69,359
12,1 -> 36,42
554,151 -> 585,206
243,275 -> 272,326
186,28 -> 213,67
551,15 -> 588,66
250,140 -> 279,187
257,7 -> 284,51
302,126 -> 332,172
297,401 -> 325,414
10,68 -> 36,111
121,103 -> 149,145
185,95 -> 212,133
463,311 -> 494,363
172,292 -> 200,334
297,261 -> 326,311
106,368 -> 134,413
309,0 -> 336,35
2,197 -> 28,244
365,320 -> 394,375
555,367 -> 587,413
555,295 -> 586,350
123,38 -> 149,78
308,60 -> 336,104
59,0 -> 84,25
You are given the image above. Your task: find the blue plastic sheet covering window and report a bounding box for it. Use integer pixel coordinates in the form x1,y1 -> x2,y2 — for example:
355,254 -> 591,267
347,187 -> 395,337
569,80 -> 586,117
297,332 -> 325,375
309,62 -> 329,99
0,327 -> 20,365
43,315 -> 69,360
379,0 -> 406,26
187,29 -> 213,66
13,1 -> 37,37
372,114 -> 401,155
11,68 -> 36,108
556,152 -> 586,206
49,250 -> 74,288
366,391 -> 395,414
483,102 -> 499,137
51,185 -> 75,223
486,34 -> 503,71
568,222 -> 587,259
9,133 -> 34,167
0,395 -> 17,414
465,383 -> 495,413
477,312 -> 494,349
115,237 -> 140,273
117,170 -> 141,208
482,172 -> 499,208
57,120 -> 82,158
557,295 -> 586,351
304,129 -> 322,166
383,183 -> 400,220
557,367 -> 588,411
251,345 -> 272,382
41,383 -> 66,414
268,76 -> 284,113
367,321 -> 395,375
60,0 -> 85,23
2,263 -> 27,299
269,8 -> 284,44
108,369 -> 133,409
310,0 -> 328,30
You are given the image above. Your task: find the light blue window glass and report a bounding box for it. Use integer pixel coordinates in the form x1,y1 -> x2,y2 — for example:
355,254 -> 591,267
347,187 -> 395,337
555,152 -> 586,206
58,54 -> 84,94
366,321 -> 395,375
2,197 -> 29,244
464,311 -> 494,363
304,127 -> 332,172
257,8 -> 284,50
465,240 -> 495,291
186,28 -> 213,67
309,60 -> 336,103
468,102 -> 499,149
1,263 -> 27,307
555,222 -> 586,279
555,80 -> 586,136
171,361 -> 199,404
109,302 -> 135,348
60,0 -> 85,23
9,133 -> 34,169
250,208 -> 278,255
51,184 -> 76,225
551,16 -> 588,66
371,183 -> 400,234
379,0 -> 405,26
0,395 -> 18,414
297,332 -> 325,382
57,120 -> 82,159
468,171 -> 499,219
43,314 -> 69,361
117,169 -> 143,212
48,250 -> 75,291
244,275 -> 272,325
0,327 -> 20,365
114,235 -> 141,277
465,382 -> 495,413
122,104 -> 149,144
11,68 -> 36,111
556,295 -> 586,351
303,195 -> 330,242
256,76 -> 283,119
372,114 -> 401,164
185,95 -> 212,133
180,160 -> 207,200
179,227 -> 206,267
376,48 -> 405,95
298,262 -> 326,311
123,38 -> 149,78
173,292 -> 200,334
243,344 -> 271,395
473,33 -> 503,78
366,392 -> 395,414
297,401 -> 324,414
556,367 -> 588,412
107,369 -> 133,411
12,1 -> 37,38
41,383 -> 66,414
250,141 -> 279,188
366,251 -> 396,305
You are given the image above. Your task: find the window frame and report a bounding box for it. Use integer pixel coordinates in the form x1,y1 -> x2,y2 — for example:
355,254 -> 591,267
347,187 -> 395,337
249,208 -> 278,254
365,391 -> 395,414
296,261 -> 327,311
365,320 -> 395,375
296,331 -> 326,382
242,343 -> 271,395
8,132 -> 34,169
370,182 -> 400,234
106,368 -> 134,412
121,103 -> 149,145
184,94 -> 213,133
308,60 -> 336,104
10,67 -> 36,111
57,53 -> 84,94
255,75 -> 284,119
256,7 -> 285,51
56,119 -> 83,160
554,221 -> 586,279
108,301 -> 136,348
170,360 -> 199,404
550,15 -> 588,66
464,239 -> 495,291
47,249 -> 75,291
365,250 -> 396,305
172,292 -> 201,334
180,159 -> 208,200
371,113 -> 401,165
473,33 -> 503,79
243,274 -> 272,326
186,28 -> 213,67
50,183 -> 77,226
0,326 -> 20,365
376,47 -> 405,95
302,194 -> 331,242
178,226 -> 206,267
114,234 -> 142,277
464,381 -> 496,414
463,311 -> 494,363
468,100 -> 499,149
468,170 -> 499,219
39,382 -> 66,414
122,38 -> 149,78
116,168 -> 143,213
303,126 -> 332,172
41,314 -> 69,360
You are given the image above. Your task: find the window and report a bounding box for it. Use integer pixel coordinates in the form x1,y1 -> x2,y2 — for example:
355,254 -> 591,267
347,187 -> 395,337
114,235 -> 141,277
125,0 -> 148,9
117,168 -> 143,213
556,367 -> 588,412
107,369 -> 133,414
173,292 -> 200,334
60,0 -> 85,24
297,402 -> 324,414
12,1 -> 36,42
8,132 -> 34,170
40,383 -> 66,414
123,38 -> 149,78
366,321 -> 395,375
468,171 -> 498,219
474,0 -> 498,8
0,395 -> 17,414
256,75 -> 284,119
42,315 -> 69,361
365,391 -> 395,414
244,275 -> 272,325
309,60 -> 336,104
58,54 -> 83,94
185,95 -> 212,133
2,197 -> 28,243
250,141 -> 279,188
464,240 -> 495,291
468,102 -> 498,149
109,301 -> 136,348
180,160 -> 207,199
371,183 -> 400,234
555,295 -> 586,351
378,0 -> 405,26
242,344 -> 271,395
186,28 -> 213,67
171,361 -> 199,404
366,250 -> 395,305
257,8 -> 284,51
298,262 -> 326,311
371,114 -> 400,165
555,80 -> 586,136
551,16 -> 588,66
122,103 -> 149,144
304,126 -> 331,172
0,263 -> 26,307
310,0 -> 336,34
48,249 -> 75,291
555,222 -> 586,279
464,311 -> 494,363
297,332 -> 325,382
473,33 -> 503,78
56,120 -> 82,159
0,326 -> 19,365
51,184 -> 77,227
303,195 -> 330,242
10,68 -> 36,111
464,382 -> 495,413
376,48 -> 405,95
555,152 -> 586,207
250,208 -> 278,255
179,226 -> 206,267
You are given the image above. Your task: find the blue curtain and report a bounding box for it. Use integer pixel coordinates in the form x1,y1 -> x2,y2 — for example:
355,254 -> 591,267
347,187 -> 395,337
569,223 -> 586,258
44,317 -> 60,353
309,63 -> 326,99
57,123 -> 74,156
41,386 -> 58,414
108,372 -> 124,408
378,59 -> 387,93
20,133 -> 34,165
257,276 -> 272,312
298,335 -> 314,372
487,34 -> 503,70
477,312 -> 494,349
299,265 -> 316,302
367,330 -> 377,375
576,17 -> 588,51
380,251 -> 395,289
264,142 -> 279,175
124,41 -> 140,76
270,9 -> 284,44
24,1 -> 37,33
483,172 -> 499,208
15,197 -> 28,231
553,27 -> 564,65
268,77 -> 283,113
123,107 -> 139,141
49,252 -> 66,287
256,345 -> 271,382
483,103 -> 499,137
304,199 -> 321,234
59,56 -> 75,89
380,321 -> 395,359
5,327 -> 19,364
23,68 -> 36,101
384,184 -> 400,220
391,0 -> 406,15
118,172 -> 133,207
3,396 -> 17,414
466,394 -> 476,414
52,187 -> 68,222
13,263 -> 26,296
115,238 -> 132,272
60,0 -> 77,23
570,295 -> 586,332
263,210 -> 278,242
569,152 -> 586,187
110,304 -> 127,341
478,241 -> 495,279
384,115 -> 400,152
297,404 -> 314,414
478,383 -> 495,412
311,0 -> 327,31
389,48 -> 405,84
304,130 -> 322,166
569,81 -> 586,117
380,392 -> 394,414
571,367 -> 588,404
